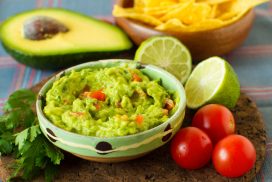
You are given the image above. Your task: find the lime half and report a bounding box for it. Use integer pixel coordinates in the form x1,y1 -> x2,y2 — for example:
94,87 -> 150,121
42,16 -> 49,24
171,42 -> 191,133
185,56 -> 240,109
134,36 -> 192,84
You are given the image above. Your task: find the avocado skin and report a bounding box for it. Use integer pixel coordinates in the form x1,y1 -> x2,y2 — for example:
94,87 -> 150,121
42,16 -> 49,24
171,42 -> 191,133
2,43 -> 134,70
0,8 -> 134,70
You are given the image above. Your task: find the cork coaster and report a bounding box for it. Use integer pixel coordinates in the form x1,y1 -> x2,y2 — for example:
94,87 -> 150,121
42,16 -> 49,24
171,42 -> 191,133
0,79 -> 266,182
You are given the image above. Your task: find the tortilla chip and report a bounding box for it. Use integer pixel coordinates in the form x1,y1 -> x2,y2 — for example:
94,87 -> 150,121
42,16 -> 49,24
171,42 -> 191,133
180,3 -> 212,25
112,0 -> 269,32
196,0 -> 232,5
209,4 -> 218,18
155,18 -> 187,31
189,19 -> 224,31
113,5 -> 162,26
160,1 -> 194,22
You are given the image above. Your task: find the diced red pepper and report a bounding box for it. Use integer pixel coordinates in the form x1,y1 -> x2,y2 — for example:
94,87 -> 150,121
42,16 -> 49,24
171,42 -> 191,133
83,90 -> 106,101
132,73 -> 142,82
136,115 -> 144,125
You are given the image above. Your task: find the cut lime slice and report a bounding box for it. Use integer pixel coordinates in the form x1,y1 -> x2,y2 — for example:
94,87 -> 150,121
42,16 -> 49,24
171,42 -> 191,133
185,57 -> 240,109
134,36 -> 192,84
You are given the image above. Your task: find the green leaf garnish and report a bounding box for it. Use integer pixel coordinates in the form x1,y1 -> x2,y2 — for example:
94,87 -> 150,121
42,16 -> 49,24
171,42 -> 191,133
0,89 -> 64,182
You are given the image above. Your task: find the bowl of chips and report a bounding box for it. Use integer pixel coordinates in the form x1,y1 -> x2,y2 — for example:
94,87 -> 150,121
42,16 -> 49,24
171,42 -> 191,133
113,0 -> 267,61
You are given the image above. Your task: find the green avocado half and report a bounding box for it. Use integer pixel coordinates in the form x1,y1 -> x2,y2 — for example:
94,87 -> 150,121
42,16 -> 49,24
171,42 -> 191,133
0,8 -> 133,69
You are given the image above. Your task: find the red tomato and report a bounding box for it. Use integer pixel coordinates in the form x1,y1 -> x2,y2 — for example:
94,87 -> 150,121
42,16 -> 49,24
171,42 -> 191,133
171,127 -> 213,170
212,135 -> 256,178
132,73 -> 142,82
91,90 -> 106,101
135,115 -> 144,125
84,90 -> 106,101
192,104 -> 235,144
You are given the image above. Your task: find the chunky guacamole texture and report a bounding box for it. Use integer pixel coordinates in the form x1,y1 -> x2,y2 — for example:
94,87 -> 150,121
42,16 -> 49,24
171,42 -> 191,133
43,65 -> 178,137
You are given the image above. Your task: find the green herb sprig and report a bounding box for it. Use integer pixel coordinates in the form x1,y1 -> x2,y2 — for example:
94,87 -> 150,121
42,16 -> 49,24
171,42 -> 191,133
0,89 -> 64,182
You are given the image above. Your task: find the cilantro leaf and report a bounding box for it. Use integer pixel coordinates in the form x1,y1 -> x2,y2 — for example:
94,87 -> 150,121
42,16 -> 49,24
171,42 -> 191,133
15,128 -> 29,151
30,125 -> 41,142
44,139 -> 64,165
2,89 -> 36,130
12,130 -> 64,181
13,125 -> 64,180
0,132 -> 14,155
1,89 -> 64,181
20,156 -> 41,180
4,110 -> 22,130
14,125 -> 41,151
0,138 -> 13,155
14,135 -> 49,180
45,163 -> 59,182
3,89 -> 36,112
35,155 -> 47,168
1,131 -> 15,141
5,103 -> 36,129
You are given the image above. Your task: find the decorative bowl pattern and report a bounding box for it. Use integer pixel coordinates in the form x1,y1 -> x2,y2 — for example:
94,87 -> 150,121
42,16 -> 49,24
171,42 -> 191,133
36,59 -> 186,162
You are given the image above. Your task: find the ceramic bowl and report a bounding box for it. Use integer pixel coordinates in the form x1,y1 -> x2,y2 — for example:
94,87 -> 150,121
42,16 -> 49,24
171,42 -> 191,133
114,0 -> 255,61
36,59 -> 186,163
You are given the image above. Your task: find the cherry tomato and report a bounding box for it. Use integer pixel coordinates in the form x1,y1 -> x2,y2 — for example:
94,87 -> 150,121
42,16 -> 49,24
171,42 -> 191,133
192,104 -> 235,144
212,134 -> 256,178
171,127 -> 213,170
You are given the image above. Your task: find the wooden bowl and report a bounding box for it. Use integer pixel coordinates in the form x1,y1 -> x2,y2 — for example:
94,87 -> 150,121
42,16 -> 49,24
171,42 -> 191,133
114,0 -> 255,61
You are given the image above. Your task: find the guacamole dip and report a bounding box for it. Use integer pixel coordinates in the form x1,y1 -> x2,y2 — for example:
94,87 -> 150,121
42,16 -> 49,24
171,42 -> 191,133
44,65 -> 178,137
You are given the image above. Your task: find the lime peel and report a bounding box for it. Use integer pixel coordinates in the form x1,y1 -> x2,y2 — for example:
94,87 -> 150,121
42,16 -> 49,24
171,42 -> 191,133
185,56 -> 240,109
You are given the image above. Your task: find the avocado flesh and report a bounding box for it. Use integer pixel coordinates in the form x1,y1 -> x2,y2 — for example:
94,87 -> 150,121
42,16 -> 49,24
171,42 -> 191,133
0,8 -> 132,69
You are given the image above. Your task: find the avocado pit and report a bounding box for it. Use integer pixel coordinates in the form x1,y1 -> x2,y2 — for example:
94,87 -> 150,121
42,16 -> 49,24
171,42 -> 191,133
23,16 -> 69,40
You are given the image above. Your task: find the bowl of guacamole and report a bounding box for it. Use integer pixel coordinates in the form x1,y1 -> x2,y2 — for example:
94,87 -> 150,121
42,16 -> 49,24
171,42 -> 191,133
36,59 -> 186,162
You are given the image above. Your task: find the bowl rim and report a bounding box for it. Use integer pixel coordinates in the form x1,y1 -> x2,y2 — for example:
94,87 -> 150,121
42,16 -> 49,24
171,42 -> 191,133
36,59 -> 186,140
114,0 -> 254,34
